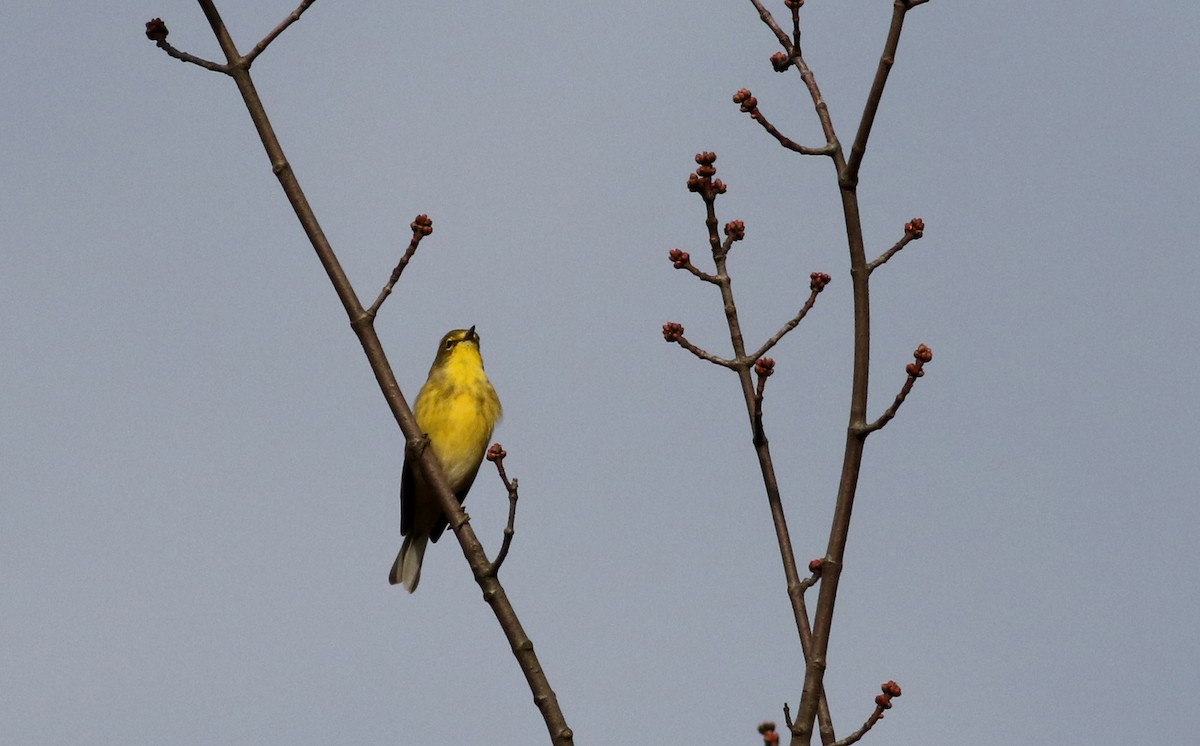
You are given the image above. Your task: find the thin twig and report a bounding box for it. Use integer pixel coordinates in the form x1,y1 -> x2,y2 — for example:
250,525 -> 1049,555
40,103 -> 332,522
733,90 -> 834,157
244,0 -> 318,67
843,1 -> 920,187
671,152 -> 837,742
831,682 -> 902,746
747,0 -> 794,52
668,249 -> 720,284
365,215 -> 432,319
859,345 -> 931,435
486,444 -> 520,574
747,274 -> 830,362
150,33 -> 229,73
662,325 -> 738,369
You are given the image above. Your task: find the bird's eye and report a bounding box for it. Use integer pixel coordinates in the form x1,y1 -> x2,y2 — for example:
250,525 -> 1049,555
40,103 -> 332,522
444,339 -> 454,351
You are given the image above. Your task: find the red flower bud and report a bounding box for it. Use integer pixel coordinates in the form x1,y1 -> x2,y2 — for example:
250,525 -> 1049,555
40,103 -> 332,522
145,18 -> 169,41
668,248 -> 690,269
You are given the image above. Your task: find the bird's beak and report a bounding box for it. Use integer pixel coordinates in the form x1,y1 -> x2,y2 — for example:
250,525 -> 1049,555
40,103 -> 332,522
468,324 -> 477,339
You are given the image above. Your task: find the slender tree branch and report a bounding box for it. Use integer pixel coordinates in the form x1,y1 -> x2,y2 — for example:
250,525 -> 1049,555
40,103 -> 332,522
868,218 -> 923,274
145,20 -> 229,73
733,90 -> 835,157
788,3 -> 925,741
149,4 -> 573,742
831,681 -> 902,746
486,444 -> 520,575
859,345 -> 932,435
667,249 -> 720,284
365,214 -> 432,320
672,153 -> 836,741
747,0 -> 794,52
843,1 -> 922,188
661,323 -> 738,369
244,0 -> 317,67
748,273 -> 831,363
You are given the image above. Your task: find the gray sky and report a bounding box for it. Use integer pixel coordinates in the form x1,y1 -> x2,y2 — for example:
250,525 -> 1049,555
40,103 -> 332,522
3,2 -> 1198,744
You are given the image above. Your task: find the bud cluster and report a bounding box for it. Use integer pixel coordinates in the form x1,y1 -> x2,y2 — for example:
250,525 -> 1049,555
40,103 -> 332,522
145,18 -> 169,41
906,344 -> 933,377
687,152 -> 727,195
411,214 -> 433,236
875,680 -> 903,710
732,88 -> 758,114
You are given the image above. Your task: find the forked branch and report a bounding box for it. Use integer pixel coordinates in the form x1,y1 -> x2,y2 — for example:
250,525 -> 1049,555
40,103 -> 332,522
146,4 -> 573,743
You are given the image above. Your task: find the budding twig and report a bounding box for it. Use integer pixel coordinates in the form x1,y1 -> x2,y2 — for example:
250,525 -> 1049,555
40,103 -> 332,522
860,345 -> 933,435
145,19 -> 229,73
747,273 -> 831,362
661,323 -> 738,369
365,214 -> 434,320
868,218 -> 924,273
733,89 -> 834,157
486,444 -> 520,575
831,681 -> 902,746
244,0 -> 317,67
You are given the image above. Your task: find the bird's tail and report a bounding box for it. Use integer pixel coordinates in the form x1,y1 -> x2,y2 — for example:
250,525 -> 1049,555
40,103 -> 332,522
389,533 -> 428,592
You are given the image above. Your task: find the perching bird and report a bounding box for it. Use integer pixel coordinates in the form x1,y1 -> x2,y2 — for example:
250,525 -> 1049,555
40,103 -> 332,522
389,326 -> 502,591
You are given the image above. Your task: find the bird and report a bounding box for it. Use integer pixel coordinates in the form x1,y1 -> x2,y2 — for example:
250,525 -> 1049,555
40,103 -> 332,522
390,326 -> 502,592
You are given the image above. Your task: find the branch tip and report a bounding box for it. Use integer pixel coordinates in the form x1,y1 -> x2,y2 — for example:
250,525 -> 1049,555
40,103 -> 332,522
411,213 -> 434,236
662,322 -> 685,343
757,721 -> 780,745
145,18 -> 168,41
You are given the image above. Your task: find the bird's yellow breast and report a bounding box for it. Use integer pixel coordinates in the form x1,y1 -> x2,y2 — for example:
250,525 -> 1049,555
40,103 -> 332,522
413,344 -> 501,490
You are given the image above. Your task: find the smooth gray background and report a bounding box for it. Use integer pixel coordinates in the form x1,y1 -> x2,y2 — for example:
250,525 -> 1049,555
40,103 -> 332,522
3,2 -> 1197,744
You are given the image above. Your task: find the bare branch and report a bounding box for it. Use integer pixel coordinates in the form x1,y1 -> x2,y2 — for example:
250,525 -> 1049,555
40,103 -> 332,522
661,323 -> 738,369
748,273 -> 831,362
859,344 -> 933,435
733,90 -> 835,157
667,249 -> 720,285
672,151 -> 838,740
747,0 -> 795,53
843,1 -> 924,187
365,214 -> 433,320
154,4 -> 575,742
831,681 -> 902,746
145,20 -> 229,73
244,0 -> 318,67
485,444 -> 520,575
868,218 -> 923,274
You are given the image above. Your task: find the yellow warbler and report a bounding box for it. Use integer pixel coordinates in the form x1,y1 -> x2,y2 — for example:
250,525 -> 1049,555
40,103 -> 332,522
389,326 -> 502,591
